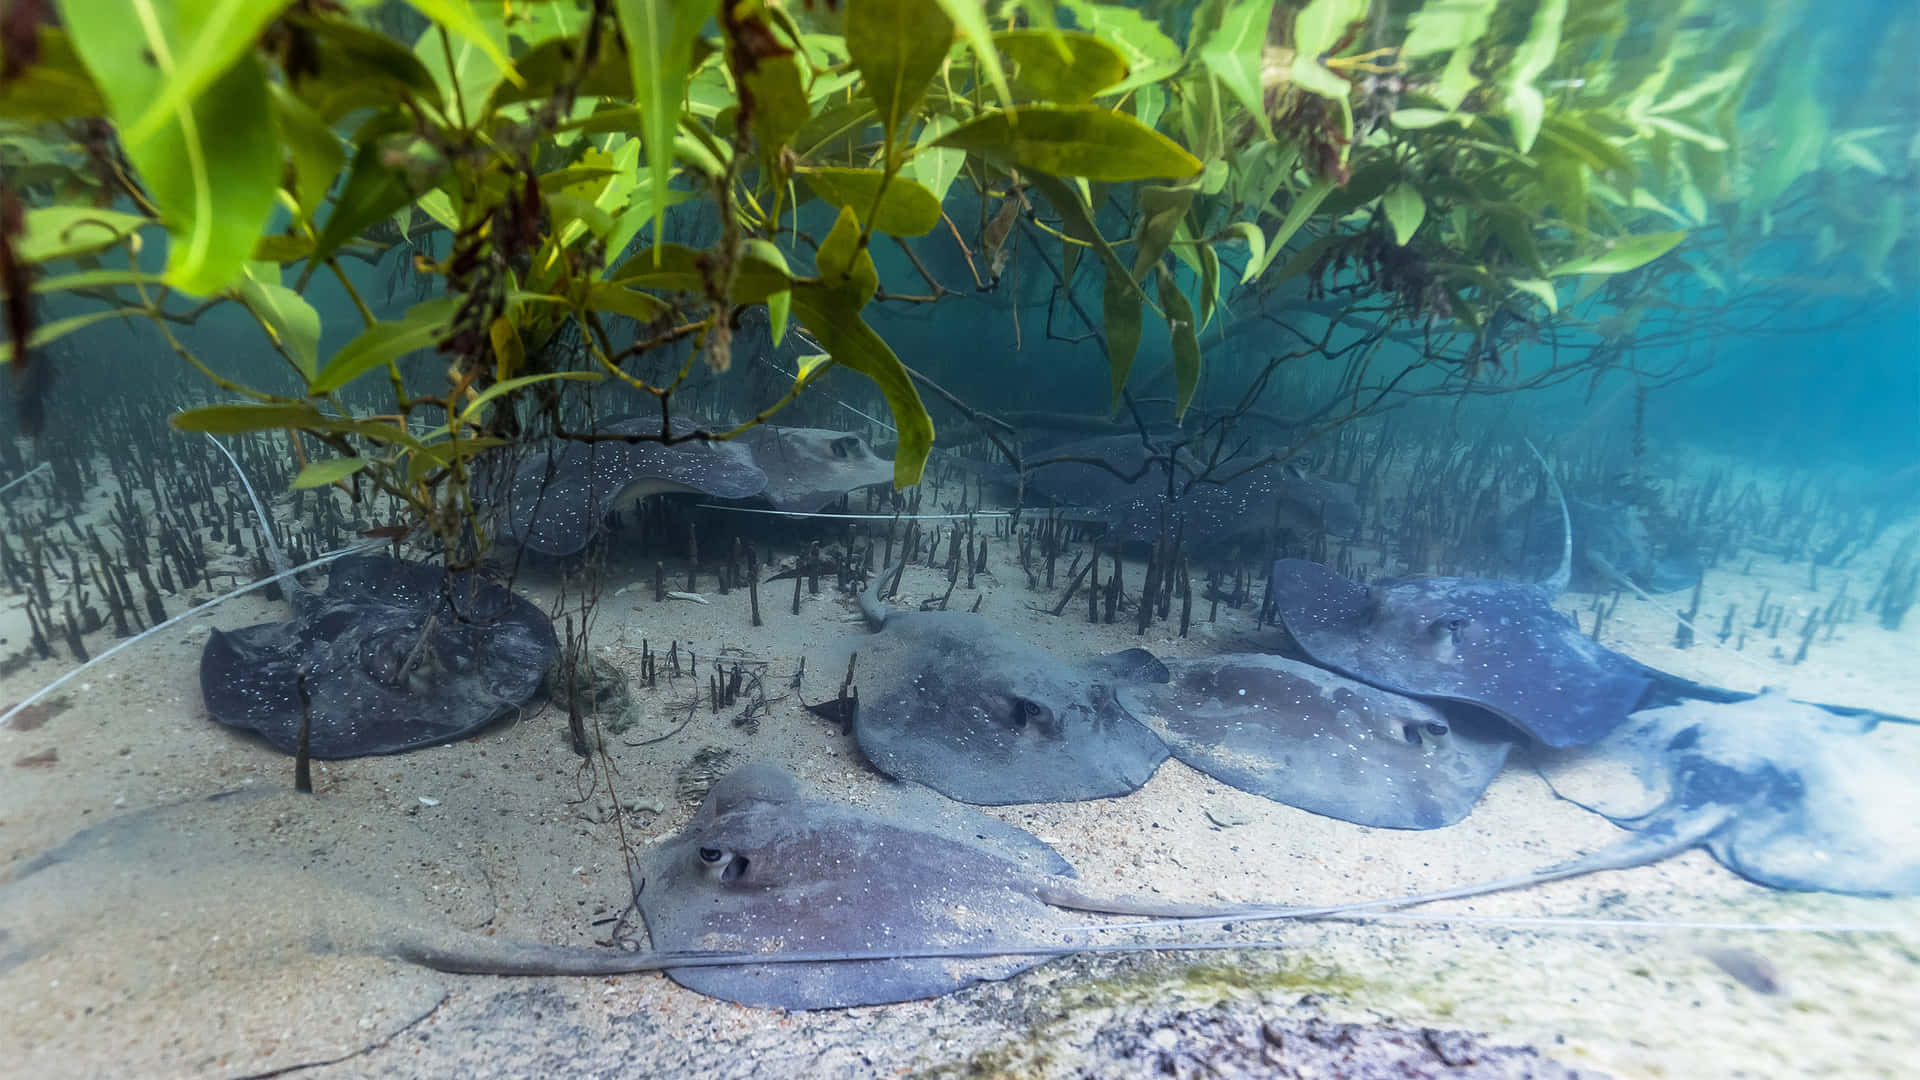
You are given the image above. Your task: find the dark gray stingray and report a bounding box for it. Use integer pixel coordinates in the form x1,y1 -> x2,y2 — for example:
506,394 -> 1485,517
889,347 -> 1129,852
1491,495 -> 1700,593
401,763 -> 1273,1008
734,425 -> 895,512
497,416 -> 767,555
1023,434 -> 1360,555
819,565 -> 1171,804
1536,693 -> 1920,895
200,554 -> 557,757
1126,654 -> 1512,829
1269,557 -> 1652,749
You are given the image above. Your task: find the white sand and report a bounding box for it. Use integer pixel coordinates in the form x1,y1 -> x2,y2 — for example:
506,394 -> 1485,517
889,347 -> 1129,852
1,462 -> 1917,1079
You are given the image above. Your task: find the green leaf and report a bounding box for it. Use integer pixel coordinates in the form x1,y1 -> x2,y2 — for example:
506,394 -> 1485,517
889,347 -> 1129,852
1102,261 -> 1144,407
236,265 -> 322,379
1248,178 -> 1334,280
800,168 -> 943,236
486,28 -> 634,111
1400,0 -> 1495,111
845,0 -> 953,156
1389,108 -> 1466,130
745,52 -> 811,154
790,282 -> 933,487
117,0 -> 297,146
1024,172 -> 1147,308
0,28 -> 107,123
1222,221 -> 1265,284
291,457 -> 369,489
1290,0 -> 1367,101
284,12 -> 443,122
1198,0 -> 1275,138
1157,267 -> 1201,420
929,0 -> 1012,107
309,298 -> 456,394
582,280 -> 669,321
268,83 -> 344,223
1509,277 -> 1558,314
911,114 -> 965,205
934,105 -> 1203,182
15,207 -> 151,264
1058,0 -> 1180,97
403,0 -> 521,91
1130,182 -> 1196,279
997,29 -> 1129,104
60,4 -> 281,294
613,0 -> 712,265
312,139 -> 417,264
1380,184 -> 1424,246
0,308 -> 132,366
1198,243 -> 1220,330
745,239 -> 792,343
1502,0 -> 1564,154
14,268 -> 166,297
459,371 -> 602,425
815,206 -> 880,304
1548,230 -> 1686,277
169,401 -> 328,434
609,242 -> 793,303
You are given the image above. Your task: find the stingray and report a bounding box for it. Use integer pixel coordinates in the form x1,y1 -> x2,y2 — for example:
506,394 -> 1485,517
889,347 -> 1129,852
496,416 -> 767,555
1022,433 -> 1360,556
815,563 -> 1172,804
1536,692 -> 1920,895
1490,493 -> 1701,593
397,763 -> 1281,1008
733,424 -> 896,513
1126,654 -> 1513,829
200,554 -> 557,757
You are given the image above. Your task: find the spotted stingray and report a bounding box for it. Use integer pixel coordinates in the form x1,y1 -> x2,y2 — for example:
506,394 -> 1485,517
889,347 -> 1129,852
200,555 -> 556,757
817,564 -> 1173,804
733,425 -> 896,513
495,417 -> 767,556
1126,653 -> 1512,829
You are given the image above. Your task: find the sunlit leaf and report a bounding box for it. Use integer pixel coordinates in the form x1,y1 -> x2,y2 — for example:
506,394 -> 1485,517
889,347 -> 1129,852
1248,177 -> 1333,280
291,457 -> 369,489
790,282 -> 933,487
113,0 -> 295,146
815,205 -> 880,303
1058,0 -> 1180,97
1222,221 -> 1266,285
997,28 -> 1129,104
169,401 -> 328,435
934,105 -> 1202,182
309,298 -> 457,394
61,4 -> 282,294
910,114 -> 965,204
16,207 -> 151,264
929,0 -> 1012,107
609,242 -> 792,303
283,12 -> 443,122
268,83 -> 344,223
1380,184 -> 1425,246
845,0 -> 952,156
613,0 -> 712,264
1502,0 -> 1563,153
458,371 -> 602,425
1509,277 -> 1558,314
1548,230 -> 1686,277
800,167 -> 943,236
1400,0 -> 1495,110
1289,0 -> 1366,102
403,0 -> 521,90
745,239 -> 792,343
236,264 -> 322,379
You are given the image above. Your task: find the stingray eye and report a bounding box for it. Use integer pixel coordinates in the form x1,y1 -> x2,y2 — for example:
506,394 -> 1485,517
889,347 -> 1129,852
696,846 -> 749,883
1424,722 -> 1449,738
1429,615 -> 1469,642
1011,699 -> 1044,729
698,847 -> 725,864
831,436 -> 857,458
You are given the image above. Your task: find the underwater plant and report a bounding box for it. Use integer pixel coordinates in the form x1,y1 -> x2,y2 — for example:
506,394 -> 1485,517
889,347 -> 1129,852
0,0 -> 1905,563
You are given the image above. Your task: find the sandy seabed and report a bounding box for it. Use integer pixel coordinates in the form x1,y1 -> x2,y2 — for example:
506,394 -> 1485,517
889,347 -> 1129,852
2,473 -> 1918,1080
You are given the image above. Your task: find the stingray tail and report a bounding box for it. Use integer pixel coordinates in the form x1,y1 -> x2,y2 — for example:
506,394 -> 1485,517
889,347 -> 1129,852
861,559 -> 906,630
1522,438 -> 1572,598
206,433 -> 294,586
